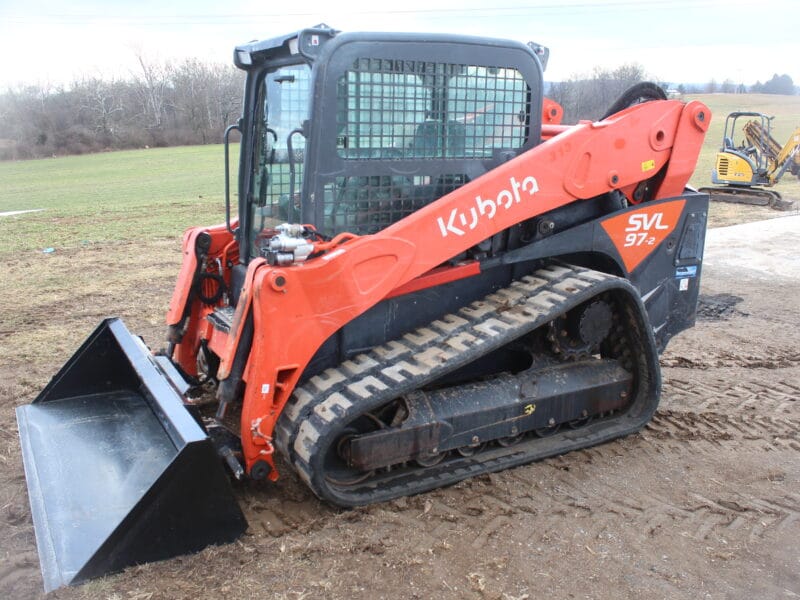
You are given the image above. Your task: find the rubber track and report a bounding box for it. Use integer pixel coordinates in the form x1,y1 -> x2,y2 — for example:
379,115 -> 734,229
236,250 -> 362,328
698,187 -> 794,211
275,263 -> 660,506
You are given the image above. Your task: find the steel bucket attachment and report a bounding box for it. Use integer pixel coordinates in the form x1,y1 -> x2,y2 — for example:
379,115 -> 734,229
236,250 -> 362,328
15,318 -> 247,592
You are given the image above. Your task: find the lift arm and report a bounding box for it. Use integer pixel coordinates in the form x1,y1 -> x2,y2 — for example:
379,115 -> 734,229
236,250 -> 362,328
228,99 -> 709,479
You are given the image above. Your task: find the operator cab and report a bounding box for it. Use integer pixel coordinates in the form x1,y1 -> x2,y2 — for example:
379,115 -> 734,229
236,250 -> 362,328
719,112 -> 771,174
230,25 -> 547,264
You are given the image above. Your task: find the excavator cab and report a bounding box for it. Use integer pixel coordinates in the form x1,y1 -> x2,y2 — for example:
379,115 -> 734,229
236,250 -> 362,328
712,111 -> 771,185
704,111 -> 798,209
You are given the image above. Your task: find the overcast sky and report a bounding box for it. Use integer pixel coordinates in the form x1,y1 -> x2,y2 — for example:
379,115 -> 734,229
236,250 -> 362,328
1,0 -> 797,88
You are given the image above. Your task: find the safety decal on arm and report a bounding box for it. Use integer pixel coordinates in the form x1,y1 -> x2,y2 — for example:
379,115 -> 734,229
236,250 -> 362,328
600,199 -> 685,272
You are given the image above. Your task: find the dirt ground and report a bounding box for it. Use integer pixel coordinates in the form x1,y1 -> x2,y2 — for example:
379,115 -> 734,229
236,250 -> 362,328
1,202 -> 799,600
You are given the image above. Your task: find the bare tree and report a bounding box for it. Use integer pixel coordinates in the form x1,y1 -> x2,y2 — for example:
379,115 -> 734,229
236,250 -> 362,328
75,78 -> 124,138
548,63 -> 654,124
0,55 -> 244,159
134,53 -> 169,129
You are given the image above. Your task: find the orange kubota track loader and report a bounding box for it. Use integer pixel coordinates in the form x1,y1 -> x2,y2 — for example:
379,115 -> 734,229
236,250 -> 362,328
16,26 -> 711,591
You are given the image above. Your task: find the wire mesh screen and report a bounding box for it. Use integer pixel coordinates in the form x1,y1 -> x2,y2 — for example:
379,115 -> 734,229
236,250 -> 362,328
322,174 -> 469,235
336,59 -> 530,159
320,57 -> 531,236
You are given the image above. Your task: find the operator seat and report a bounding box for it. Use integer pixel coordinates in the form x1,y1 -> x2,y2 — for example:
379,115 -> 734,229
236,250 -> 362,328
410,119 -> 466,157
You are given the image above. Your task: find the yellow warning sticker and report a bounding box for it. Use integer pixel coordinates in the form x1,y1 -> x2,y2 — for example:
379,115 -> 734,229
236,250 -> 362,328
642,159 -> 656,172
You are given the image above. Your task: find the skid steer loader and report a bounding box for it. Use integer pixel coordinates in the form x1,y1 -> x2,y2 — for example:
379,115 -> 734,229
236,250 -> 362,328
16,25 -> 711,591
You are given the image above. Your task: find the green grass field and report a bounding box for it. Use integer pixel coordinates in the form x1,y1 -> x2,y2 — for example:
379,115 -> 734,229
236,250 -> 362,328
0,93 -> 798,257
0,145 -> 237,253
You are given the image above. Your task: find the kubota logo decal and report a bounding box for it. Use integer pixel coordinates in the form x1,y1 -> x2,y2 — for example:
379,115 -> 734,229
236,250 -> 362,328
600,199 -> 685,272
437,175 -> 539,237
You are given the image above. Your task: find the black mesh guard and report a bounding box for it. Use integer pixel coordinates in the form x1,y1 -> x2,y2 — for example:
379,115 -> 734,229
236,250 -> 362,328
319,57 -> 533,236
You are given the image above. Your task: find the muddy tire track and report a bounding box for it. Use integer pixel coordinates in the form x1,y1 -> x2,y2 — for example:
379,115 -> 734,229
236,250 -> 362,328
439,418 -> 798,544
663,368 -> 800,414
661,351 -> 800,370
230,401 -> 800,562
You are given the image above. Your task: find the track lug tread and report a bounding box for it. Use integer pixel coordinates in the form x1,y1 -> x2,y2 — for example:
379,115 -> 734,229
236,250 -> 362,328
274,263 -> 660,506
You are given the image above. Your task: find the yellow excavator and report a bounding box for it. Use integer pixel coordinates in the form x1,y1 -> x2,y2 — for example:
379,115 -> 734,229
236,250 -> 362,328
699,111 -> 800,210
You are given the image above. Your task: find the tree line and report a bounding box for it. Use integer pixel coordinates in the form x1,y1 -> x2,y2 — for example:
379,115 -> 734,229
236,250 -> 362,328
0,57 -> 244,160
0,57 -> 795,161
682,73 -> 796,95
547,64 -> 658,123
2,59 -> 652,160
548,67 -> 796,125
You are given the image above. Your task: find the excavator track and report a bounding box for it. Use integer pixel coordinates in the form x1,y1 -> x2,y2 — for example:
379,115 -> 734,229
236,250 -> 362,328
698,187 -> 795,211
275,263 -> 661,507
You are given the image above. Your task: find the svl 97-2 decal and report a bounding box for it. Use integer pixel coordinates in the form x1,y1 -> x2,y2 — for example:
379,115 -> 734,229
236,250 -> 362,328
600,199 -> 685,272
